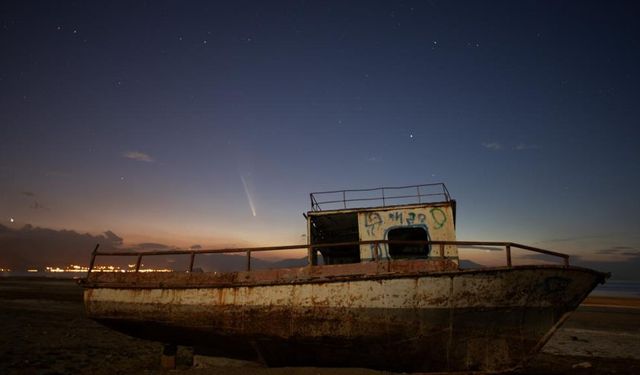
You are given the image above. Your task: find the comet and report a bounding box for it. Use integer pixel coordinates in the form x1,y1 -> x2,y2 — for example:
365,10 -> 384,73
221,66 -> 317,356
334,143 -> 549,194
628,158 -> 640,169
240,175 -> 257,217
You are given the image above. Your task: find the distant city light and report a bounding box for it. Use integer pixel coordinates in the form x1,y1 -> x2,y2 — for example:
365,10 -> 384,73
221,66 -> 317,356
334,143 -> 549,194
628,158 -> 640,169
9,217 -> 14,223
43,264 -> 173,273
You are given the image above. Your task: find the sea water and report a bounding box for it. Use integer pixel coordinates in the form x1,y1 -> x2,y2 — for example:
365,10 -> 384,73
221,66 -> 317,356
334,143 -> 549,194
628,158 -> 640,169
592,280 -> 640,299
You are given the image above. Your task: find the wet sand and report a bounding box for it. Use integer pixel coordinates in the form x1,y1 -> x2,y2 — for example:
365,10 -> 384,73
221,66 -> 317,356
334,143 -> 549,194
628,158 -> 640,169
1,277 -> 639,374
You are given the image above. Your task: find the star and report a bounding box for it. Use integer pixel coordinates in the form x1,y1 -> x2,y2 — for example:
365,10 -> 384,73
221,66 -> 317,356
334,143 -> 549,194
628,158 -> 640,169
10,218 -> 14,223
409,133 -> 414,139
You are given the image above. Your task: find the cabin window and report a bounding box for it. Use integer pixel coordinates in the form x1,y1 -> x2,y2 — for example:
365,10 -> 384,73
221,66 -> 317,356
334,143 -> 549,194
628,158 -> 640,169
387,226 -> 430,259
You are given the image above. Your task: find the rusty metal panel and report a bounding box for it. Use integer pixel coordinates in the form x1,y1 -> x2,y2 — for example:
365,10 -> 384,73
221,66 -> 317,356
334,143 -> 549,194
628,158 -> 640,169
83,266 -> 606,372
83,259 -> 458,289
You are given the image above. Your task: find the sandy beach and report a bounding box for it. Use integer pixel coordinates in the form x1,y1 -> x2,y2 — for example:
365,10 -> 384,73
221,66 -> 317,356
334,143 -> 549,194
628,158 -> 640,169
1,277 -> 639,375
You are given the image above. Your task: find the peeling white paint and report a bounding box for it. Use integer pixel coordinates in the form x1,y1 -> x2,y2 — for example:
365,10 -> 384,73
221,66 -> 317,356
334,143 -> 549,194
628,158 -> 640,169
86,268 -> 597,315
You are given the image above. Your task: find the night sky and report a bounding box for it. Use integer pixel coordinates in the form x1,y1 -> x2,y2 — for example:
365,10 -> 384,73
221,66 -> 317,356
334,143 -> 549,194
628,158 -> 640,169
1,1 -> 639,271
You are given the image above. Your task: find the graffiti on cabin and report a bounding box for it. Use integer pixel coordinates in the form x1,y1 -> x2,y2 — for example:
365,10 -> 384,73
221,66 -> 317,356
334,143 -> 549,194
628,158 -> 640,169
358,205 -> 457,261
364,212 -> 383,236
365,209 -> 446,236
430,208 -> 447,229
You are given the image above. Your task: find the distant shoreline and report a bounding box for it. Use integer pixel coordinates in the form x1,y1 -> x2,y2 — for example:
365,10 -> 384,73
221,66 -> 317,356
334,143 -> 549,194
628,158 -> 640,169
582,296 -> 640,308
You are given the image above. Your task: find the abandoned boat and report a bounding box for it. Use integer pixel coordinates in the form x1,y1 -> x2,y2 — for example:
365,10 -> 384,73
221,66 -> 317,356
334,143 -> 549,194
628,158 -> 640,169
81,183 -> 608,373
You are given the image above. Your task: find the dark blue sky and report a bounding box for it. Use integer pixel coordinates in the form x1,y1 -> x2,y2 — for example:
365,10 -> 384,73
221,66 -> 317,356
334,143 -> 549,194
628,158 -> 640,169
1,1 -> 639,265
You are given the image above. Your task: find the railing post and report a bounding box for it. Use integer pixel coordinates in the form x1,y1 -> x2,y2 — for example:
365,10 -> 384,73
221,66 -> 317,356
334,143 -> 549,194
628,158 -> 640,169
246,250 -> 251,271
381,188 -> 385,206
343,191 -> 346,209
506,245 -> 512,267
439,243 -> 445,258
416,186 -> 421,203
88,243 -> 100,274
135,254 -> 143,272
308,246 -> 318,266
373,242 -> 379,261
189,252 -> 195,272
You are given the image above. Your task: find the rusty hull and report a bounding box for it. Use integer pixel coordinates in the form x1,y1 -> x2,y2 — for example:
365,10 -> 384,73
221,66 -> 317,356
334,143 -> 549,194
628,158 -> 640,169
82,261 -> 607,373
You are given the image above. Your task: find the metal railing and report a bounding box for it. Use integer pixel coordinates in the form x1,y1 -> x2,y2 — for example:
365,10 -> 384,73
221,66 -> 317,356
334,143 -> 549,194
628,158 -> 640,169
310,183 -> 452,211
86,240 -> 570,275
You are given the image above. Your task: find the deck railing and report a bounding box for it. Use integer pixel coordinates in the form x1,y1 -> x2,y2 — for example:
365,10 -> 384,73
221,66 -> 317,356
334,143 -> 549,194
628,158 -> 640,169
310,183 -> 452,211
86,240 -> 570,275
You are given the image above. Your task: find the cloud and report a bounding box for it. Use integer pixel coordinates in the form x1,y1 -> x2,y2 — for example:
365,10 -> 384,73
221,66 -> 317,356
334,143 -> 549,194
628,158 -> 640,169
122,151 -> 154,162
518,246 -> 640,280
133,242 -> 174,251
104,230 -> 123,246
20,191 -> 49,210
30,201 -> 49,210
520,252 -> 570,263
481,142 -> 541,152
0,224 -> 125,269
513,143 -> 539,151
574,257 -> 640,281
595,246 -> 639,256
535,233 -> 619,244
482,142 -> 502,150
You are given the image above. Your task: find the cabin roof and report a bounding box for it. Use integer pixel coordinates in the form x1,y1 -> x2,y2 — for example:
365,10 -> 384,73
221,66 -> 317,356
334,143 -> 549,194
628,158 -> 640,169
308,183 -> 452,213
306,201 -> 455,217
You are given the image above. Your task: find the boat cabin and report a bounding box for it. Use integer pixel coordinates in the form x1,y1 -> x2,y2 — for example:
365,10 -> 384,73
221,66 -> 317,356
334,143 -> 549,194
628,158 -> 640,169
306,183 -> 458,265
